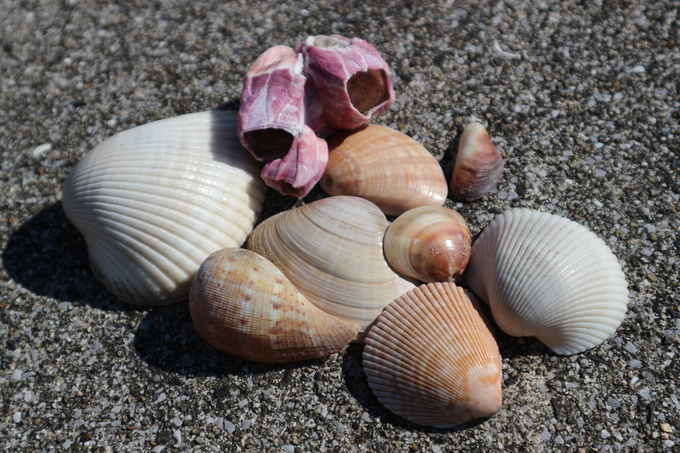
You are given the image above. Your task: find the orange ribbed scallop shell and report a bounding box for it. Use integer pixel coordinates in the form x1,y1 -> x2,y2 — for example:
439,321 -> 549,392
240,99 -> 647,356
362,282 -> 502,427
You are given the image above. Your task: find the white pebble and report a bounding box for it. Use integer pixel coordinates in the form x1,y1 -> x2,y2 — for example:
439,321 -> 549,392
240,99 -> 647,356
283,446 -> 295,453
13,412 -> 22,423
638,387 -> 652,401
10,369 -> 23,380
31,142 -> 52,157
601,429 -> 611,439
225,420 -> 235,433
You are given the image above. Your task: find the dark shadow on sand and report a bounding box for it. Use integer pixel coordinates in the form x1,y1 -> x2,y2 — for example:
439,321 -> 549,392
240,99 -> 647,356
3,201 -> 126,311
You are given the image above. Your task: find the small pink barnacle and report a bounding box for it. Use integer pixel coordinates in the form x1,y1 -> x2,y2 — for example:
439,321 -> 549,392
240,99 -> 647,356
237,45 -> 307,161
238,45 -> 325,197
295,35 -> 396,132
260,125 -> 329,198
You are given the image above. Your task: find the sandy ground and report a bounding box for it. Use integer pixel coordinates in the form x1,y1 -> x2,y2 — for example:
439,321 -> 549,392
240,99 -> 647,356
1,0 -> 679,451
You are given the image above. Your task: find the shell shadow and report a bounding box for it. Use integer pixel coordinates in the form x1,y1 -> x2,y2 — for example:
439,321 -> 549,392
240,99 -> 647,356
132,302 -> 331,379
340,343 -> 491,433
2,201 -> 125,311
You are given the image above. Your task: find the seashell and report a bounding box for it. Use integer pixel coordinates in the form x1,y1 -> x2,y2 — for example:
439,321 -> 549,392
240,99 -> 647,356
260,125 -> 329,198
384,206 -> 471,283
189,248 -> 360,364
237,45 -> 328,198
238,45 -> 307,160
320,125 -> 448,216
61,110 -> 266,305
466,208 -> 629,355
247,196 -> 416,338
295,35 -> 395,132
362,282 -> 502,428
450,122 -> 504,201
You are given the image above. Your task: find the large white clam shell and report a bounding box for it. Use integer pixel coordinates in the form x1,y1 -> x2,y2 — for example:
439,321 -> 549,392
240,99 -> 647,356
466,208 -> 629,355
363,282 -> 502,428
247,196 -> 416,339
62,110 -> 266,305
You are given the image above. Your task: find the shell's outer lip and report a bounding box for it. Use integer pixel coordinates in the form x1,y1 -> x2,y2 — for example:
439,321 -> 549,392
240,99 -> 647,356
467,208 -> 629,355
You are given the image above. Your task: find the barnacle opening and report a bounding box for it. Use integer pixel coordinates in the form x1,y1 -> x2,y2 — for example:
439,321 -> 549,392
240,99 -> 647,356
347,69 -> 389,114
243,128 -> 294,160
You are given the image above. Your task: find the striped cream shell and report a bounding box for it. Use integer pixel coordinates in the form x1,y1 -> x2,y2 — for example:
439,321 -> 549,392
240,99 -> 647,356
320,125 -> 448,216
383,206 -> 471,283
466,208 -> 629,355
61,110 -> 266,305
363,282 -> 502,428
247,196 -> 416,339
189,248 -> 360,363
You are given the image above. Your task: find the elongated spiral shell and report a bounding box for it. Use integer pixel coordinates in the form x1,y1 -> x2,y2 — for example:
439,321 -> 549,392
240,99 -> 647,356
363,282 -> 502,428
467,208 -> 629,355
62,110 -> 266,305
189,248 -> 360,363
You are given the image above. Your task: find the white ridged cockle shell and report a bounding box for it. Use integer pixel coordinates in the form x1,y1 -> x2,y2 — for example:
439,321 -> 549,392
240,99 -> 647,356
466,208 -> 629,355
61,110 -> 266,305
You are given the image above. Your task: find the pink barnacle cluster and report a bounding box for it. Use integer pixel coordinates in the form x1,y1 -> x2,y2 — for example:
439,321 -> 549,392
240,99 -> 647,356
237,35 -> 395,197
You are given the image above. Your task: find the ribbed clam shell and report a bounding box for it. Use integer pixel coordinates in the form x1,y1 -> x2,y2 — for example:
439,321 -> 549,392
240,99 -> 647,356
363,282 -> 502,428
247,196 -> 416,338
189,248 -> 360,363
384,206 -> 471,283
320,125 -> 448,216
450,122 -> 504,201
62,110 -> 266,305
467,208 -> 629,355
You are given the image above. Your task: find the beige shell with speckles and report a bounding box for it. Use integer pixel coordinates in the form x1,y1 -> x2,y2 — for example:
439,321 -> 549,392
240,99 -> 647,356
189,248 -> 360,363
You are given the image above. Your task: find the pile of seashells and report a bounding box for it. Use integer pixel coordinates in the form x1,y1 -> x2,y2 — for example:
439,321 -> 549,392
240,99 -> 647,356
61,35 -> 629,428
